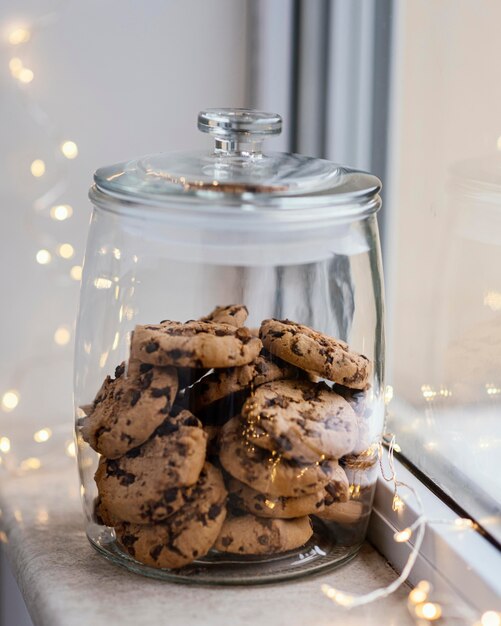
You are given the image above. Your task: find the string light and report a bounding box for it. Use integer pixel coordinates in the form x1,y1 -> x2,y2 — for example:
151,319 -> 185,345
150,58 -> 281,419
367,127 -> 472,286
1,390 -> 19,411
408,582 -> 429,605
481,611 -> 501,626
8,27 -> 31,45
57,243 -> 74,259
60,140 -> 78,159
30,159 -> 45,177
70,265 -> 82,281
9,57 -> 23,75
20,457 -> 41,471
33,428 -> 52,443
485,384 -> 501,396
18,67 -> 34,83
392,495 -> 405,512
394,527 -> 412,543
414,602 -> 442,621
36,249 -> 52,265
54,326 -> 71,346
50,204 -> 73,221
94,277 -> 113,289
0,437 -> 11,453
65,441 -> 76,458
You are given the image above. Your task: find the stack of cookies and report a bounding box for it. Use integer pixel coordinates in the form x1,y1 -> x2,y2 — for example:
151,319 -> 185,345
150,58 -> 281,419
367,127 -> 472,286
81,305 -> 376,569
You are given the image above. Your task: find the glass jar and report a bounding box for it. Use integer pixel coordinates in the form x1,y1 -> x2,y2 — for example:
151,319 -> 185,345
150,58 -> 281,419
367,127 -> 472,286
75,109 -> 385,584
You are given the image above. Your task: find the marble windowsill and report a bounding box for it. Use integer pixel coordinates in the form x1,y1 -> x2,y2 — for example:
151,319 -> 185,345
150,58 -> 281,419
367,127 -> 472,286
0,453 -> 415,626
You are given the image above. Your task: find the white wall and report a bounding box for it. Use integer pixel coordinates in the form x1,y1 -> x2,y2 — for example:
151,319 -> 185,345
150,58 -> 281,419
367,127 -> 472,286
0,0 -> 249,470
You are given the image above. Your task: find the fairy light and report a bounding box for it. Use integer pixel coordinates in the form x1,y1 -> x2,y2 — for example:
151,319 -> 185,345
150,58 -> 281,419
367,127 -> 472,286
20,457 -> 41,471
8,27 -> 31,45
454,517 -> 474,529
414,602 -> 442,621
66,440 -> 76,458
394,527 -> 412,543
36,509 -> 49,524
18,67 -> 34,83
57,243 -> 74,259
1,390 -> 19,411
392,495 -> 405,512
9,57 -> 23,75
112,247 -> 121,260
384,384 -> 394,404
94,277 -> 113,289
30,159 -> 45,177
321,585 -> 354,607
70,265 -> 82,281
0,437 -> 11,453
481,611 -> 501,626
60,140 -> 78,159
33,428 -> 52,443
50,204 -> 73,221
54,326 -> 71,346
408,586 -> 428,605
486,384 -> 501,396
36,249 -> 52,265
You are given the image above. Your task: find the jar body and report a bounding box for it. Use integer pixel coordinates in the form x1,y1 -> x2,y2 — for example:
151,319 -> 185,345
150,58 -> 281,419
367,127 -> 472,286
75,200 -> 385,584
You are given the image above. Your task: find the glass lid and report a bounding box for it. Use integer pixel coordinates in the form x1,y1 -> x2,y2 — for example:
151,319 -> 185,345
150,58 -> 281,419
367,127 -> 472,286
93,108 -> 381,207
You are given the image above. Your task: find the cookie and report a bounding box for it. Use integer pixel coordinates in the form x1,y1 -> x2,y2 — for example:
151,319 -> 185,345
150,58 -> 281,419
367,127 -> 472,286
219,417 -> 340,497
115,462 -> 227,569
189,351 -> 298,413
332,383 -> 370,417
260,319 -> 371,390
131,321 -> 262,368
81,362 -> 178,459
316,500 -> 365,525
95,411 -> 207,524
227,477 -> 325,519
242,379 -> 358,463
199,304 -> 248,327
214,513 -> 312,555
322,463 -> 350,505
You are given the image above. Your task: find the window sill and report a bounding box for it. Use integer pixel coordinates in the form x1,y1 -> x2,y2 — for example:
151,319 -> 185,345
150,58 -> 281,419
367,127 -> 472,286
368,448 -> 501,613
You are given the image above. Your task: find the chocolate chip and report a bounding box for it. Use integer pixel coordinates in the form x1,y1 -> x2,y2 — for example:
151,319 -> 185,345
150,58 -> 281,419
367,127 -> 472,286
208,504 -> 222,520
258,535 -> 269,545
121,533 -> 138,547
149,544 -> 163,561
130,390 -> 141,406
140,370 -> 154,389
139,363 -> 154,374
182,416 -> 199,427
156,419 -> 180,436
145,342 -> 159,353
164,487 -> 179,503
221,536 -> 233,547
151,386 -> 172,399
115,363 -> 126,378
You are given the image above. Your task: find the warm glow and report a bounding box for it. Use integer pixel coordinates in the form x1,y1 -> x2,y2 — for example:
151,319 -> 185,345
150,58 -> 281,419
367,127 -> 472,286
408,587 -> 428,604
394,527 -> 412,542
66,441 -> 76,458
30,159 -> 45,177
321,585 -> 354,607
0,437 -> 11,453
34,428 -> 52,443
36,509 -> 49,524
481,611 -> 501,626
54,326 -> 71,346
94,277 -> 113,289
57,243 -> 74,259
8,27 -> 31,45
18,67 -> 34,83
61,140 -> 78,159
2,390 -> 19,411
384,384 -> 394,404
70,265 -> 82,281
415,602 -> 442,621
50,204 -> 73,221
486,383 -> 501,396
454,518 -> 474,529
20,457 -> 41,471
36,249 -> 51,265
112,247 -> 121,259
392,495 -> 405,512
9,57 -> 23,74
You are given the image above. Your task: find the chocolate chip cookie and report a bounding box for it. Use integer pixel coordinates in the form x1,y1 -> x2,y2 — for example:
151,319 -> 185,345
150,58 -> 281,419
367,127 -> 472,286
189,351 -> 298,413
227,477 -> 325,519
131,321 -> 262,368
219,417 -> 341,497
81,362 -> 178,459
260,319 -> 371,390
214,513 -> 312,555
115,462 -> 227,569
95,411 -> 207,523
242,379 -> 358,463
199,304 -> 249,327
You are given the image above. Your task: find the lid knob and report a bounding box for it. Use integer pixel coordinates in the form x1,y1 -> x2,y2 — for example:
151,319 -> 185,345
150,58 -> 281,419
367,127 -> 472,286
198,108 -> 282,156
